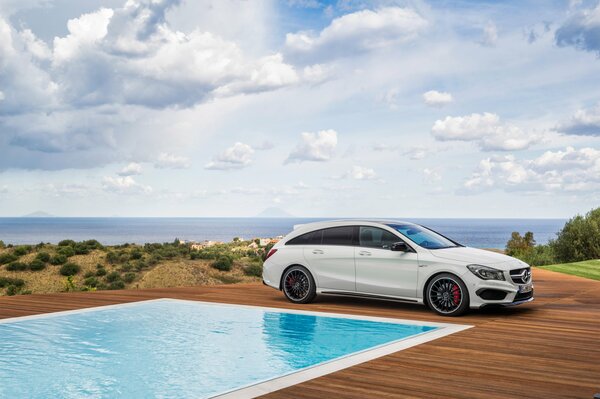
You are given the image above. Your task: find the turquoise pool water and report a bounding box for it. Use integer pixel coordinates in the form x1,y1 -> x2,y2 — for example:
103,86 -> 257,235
0,300 -> 436,398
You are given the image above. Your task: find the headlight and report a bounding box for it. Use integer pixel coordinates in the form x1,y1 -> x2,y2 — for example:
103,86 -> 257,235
467,264 -> 505,281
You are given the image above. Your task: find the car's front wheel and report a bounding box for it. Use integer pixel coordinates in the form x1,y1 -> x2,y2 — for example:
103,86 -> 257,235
425,273 -> 470,316
281,265 -> 316,304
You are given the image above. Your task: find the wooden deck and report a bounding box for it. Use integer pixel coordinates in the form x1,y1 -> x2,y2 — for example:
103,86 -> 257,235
1,268 -> 599,398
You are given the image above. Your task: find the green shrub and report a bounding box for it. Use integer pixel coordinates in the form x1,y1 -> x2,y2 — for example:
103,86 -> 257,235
84,271 -> 95,278
28,259 -> 46,271
108,280 -> 125,290
57,246 -> 76,258
6,262 -> 27,271
123,272 -> 136,283
105,271 -> 121,283
120,263 -> 133,272
134,260 -> 148,271
96,267 -> 107,277
59,262 -> 81,276
35,252 -> 51,262
551,207 -> 600,262
244,263 -> 263,277
13,245 -> 32,256
84,276 -> 99,288
58,239 -> 76,247
6,285 -> 18,296
105,251 -> 120,264
73,243 -> 90,255
0,277 -> 25,287
0,253 -> 18,265
83,240 -> 103,250
130,249 -> 143,260
50,254 -> 67,265
0,240 -> 4,249
212,256 -> 233,271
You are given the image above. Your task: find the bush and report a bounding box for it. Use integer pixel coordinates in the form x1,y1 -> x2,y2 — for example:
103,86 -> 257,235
105,271 -> 121,283
84,276 -> 99,288
73,243 -> 90,255
0,240 -> 4,249
58,239 -> 76,247
84,271 -> 95,278
28,259 -> 46,271
59,262 -> 81,276
244,263 -> 263,277
96,267 -> 107,277
123,272 -> 136,283
130,249 -> 143,260
108,280 -> 125,290
6,285 -> 18,296
0,253 -> 18,265
50,254 -> 67,265
57,246 -> 76,258
13,245 -> 32,256
36,252 -> 51,262
551,207 -> 600,262
0,277 -> 25,287
506,232 -> 536,256
212,256 -> 233,271
6,262 -> 27,271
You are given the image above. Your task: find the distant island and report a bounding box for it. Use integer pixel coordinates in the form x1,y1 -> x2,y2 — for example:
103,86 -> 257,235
22,211 -> 55,218
256,207 -> 294,218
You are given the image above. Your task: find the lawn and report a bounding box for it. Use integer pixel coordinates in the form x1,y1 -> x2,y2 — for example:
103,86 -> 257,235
539,259 -> 600,281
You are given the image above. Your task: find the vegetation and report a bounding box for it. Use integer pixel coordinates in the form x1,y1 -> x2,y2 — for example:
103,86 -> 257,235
540,259 -> 600,281
0,237 -> 268,296
507,207 -> 600,266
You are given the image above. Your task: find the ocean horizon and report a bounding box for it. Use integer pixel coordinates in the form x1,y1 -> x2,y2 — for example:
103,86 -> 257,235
0,217 -> 566,249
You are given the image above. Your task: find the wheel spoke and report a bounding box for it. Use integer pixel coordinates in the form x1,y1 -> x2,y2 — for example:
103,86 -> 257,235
429,277 -> 463,314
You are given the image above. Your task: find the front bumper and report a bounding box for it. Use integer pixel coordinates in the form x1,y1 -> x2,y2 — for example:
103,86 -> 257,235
463,271 -> 534,309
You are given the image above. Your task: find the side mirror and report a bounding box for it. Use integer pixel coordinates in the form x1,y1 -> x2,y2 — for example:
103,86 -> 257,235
391,242 -> 409,252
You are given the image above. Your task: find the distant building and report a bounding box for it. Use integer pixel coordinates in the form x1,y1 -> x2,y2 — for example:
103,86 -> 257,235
190,240 -> 221,250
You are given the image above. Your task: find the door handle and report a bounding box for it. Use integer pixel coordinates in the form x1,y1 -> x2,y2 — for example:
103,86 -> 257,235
359,251 -> 371,256
312,249 -> 324,254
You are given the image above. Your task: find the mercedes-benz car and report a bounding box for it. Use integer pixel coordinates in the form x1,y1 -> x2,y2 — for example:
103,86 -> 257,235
262,220 -> 533,316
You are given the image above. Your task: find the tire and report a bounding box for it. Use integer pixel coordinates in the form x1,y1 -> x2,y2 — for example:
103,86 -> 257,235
425,273 -> 470,316
281,265 -> 316,304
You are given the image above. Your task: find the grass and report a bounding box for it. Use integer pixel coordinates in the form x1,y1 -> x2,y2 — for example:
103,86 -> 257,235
539,259 -> 600,281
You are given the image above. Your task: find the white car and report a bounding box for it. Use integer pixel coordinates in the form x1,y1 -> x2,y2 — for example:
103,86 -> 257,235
262,220 -> 533,316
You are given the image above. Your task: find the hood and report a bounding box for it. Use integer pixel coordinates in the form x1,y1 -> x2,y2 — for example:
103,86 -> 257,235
429,247 -> 527,270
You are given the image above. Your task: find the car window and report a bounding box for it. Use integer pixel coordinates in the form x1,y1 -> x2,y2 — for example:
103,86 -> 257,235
286,229 -> 323,245
321,226 -> 354,246
359,226 -> 399,249
388,223 -> 458,249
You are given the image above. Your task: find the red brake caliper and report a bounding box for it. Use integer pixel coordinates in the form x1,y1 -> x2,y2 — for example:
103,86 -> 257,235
451,284 -> 461,305
286,275 -> 294,287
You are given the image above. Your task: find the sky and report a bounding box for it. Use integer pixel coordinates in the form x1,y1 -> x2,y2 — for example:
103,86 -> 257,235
0,0 -> 599,218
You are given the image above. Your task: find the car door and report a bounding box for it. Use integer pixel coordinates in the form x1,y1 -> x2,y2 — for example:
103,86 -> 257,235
303,226 -> 356,292
355,226 -> 419,299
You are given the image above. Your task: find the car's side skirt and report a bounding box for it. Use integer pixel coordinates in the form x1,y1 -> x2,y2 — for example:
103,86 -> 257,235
319,290 -> 422,304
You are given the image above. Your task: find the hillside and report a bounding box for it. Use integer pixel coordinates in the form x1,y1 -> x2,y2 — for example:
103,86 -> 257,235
0,239 -> 265,296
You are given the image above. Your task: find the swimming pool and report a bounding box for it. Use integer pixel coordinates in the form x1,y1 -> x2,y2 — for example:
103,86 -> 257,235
0,299 -> 470,398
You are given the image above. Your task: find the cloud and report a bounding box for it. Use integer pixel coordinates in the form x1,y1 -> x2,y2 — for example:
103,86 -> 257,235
285,129 -> 338,163
462,147 -> 600,194
555,2 -> 600,55
423,90 -> 453,107
431,112 -> 539,151
0,185 -> 8,194
348,165 -> 378,180
205,142 -> 254,170
118,162 -> 143,176
480,22 -> 498,47
285,7 -> 427,60
102,176 -> 152,194
155,153 -> 191,169
423,168 -> 442,183
558,103 -> 600,136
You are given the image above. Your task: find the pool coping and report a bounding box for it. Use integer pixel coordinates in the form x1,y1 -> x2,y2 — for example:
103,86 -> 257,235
0,298 -> 473,398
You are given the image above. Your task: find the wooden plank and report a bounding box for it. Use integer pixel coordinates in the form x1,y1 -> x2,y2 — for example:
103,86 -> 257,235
0,269 -> 599,398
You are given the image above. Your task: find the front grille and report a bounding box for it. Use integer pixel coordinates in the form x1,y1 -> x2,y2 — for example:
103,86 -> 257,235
510,267 -> 532,284
513,290 -> 533,302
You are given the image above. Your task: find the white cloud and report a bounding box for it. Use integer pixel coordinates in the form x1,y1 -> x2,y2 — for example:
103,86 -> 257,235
285,7 -> 427,60
348,165 -> 377,180
205,142 -> 255,170
462,147 -> 600,193
0,91 -> 4,101
423,168 -> 442,183
423,90 -> 453,107
118,162 -> 143,176
558,103 -> 600,136
102,176 -> 152,194
432,112 -> 539,151
556,2 -> 600,55
480,21 -> 498,47
0,185 -> 8,194
155,153 -> 191,169
285,129 -> 338,163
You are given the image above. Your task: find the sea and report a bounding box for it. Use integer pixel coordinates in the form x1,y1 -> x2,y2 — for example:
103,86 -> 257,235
0,217 -> 565,249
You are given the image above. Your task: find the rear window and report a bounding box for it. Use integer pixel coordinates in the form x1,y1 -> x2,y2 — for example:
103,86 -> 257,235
286,230 -> 323,245
322,226 -> 354,246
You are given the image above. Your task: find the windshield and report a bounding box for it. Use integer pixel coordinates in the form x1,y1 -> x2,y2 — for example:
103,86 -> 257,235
387,224 -> 459,250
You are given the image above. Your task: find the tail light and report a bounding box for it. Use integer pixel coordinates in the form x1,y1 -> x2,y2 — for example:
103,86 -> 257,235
265,248 -> 278,261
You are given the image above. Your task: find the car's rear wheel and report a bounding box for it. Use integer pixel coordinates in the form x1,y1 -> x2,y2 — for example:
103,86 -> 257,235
425,273 -> 469,316
282,265 -> 316,304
